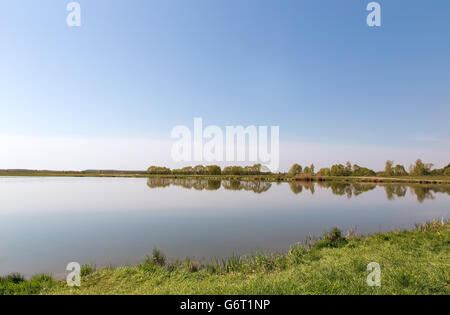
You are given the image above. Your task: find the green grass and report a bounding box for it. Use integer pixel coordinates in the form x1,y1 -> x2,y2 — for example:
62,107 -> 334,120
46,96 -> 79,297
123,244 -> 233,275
2,219 -> 448,295
0,274 -> 55,295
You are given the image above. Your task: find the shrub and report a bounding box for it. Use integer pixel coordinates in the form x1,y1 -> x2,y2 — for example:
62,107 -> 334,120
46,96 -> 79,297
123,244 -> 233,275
143,248 -> 166,267
315,227 -> 347,249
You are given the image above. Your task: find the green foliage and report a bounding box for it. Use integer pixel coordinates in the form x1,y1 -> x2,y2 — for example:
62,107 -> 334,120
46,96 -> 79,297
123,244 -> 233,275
222,164 -> 265,175
385,160 -> 394,176
205,165 -> 221,175
221,254 -> 243,273
317,167 -> 331,176
315,227 -> 348,249
2,273 -> 25,284
143,248 -> 166,267
392,164 -> 408,176
444,167 -> 450,176
351,164 -> 376,176
222,166 -> 242,175
345,162 -> 352,174
80,264 -> 95,277
409,159 -> 434,176
330,164 -> 351,176
288,164 -> 302,176
430,163 -> 450,176
0,273 -> 54,295
172,166 -> 195,175
193,165 -> 205,175
147,166 -> 171,174
287,244 -> 308,264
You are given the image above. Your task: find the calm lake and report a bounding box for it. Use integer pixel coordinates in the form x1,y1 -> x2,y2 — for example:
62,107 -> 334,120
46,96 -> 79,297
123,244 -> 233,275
0,177 -> 449,278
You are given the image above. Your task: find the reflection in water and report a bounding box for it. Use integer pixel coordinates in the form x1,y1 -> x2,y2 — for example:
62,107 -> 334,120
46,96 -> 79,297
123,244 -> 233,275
409,185 -> 450,203
385,185 -> 408,200
315,182 -> 376,199
147,178 -> 221,191
147,178 -> 271,193
222,180 -> 272,193
147,178 -> 450,202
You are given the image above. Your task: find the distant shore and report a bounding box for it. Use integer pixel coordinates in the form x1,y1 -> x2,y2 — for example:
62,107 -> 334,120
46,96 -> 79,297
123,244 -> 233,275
1,169 -> 450,184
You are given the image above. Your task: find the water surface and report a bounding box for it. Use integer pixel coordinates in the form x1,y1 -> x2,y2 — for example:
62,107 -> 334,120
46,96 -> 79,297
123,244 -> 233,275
0,177 -> 448,277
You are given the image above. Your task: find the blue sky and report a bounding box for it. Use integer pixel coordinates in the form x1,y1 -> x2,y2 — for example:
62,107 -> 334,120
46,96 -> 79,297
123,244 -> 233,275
0,1 -> 449,170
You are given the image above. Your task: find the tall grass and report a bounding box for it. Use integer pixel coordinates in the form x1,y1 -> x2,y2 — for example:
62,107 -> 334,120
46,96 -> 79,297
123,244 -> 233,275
0,273 -> 55,295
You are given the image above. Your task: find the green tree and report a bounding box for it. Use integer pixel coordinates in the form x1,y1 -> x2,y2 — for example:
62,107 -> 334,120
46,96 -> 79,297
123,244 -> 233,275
385,160 -> 394,176
392,164 -> 408,176
345,162 -> 352,175
444,167 -> 450,176
205,165 -> 221,175
330,164 -> 351,176
310,164 -> 315,176
288,164 -> 302,176
351,164 -> 376,176
147,166 -> 171,174
409,159 -> 433,176
193,165 -> 205,175
317,168 -> 331,176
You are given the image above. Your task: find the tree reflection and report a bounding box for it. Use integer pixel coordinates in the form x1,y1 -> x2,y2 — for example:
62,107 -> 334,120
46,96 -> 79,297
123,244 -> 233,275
146,178 -> 271,194
316,182 -> 376,199
384,185 -> 408,200
146,178 -> 450,201
221,180 -> 272,193
147,178 -> 221,191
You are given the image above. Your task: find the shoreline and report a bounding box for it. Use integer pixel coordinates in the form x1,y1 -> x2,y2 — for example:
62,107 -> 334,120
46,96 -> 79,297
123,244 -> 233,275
1,171 -> 450,184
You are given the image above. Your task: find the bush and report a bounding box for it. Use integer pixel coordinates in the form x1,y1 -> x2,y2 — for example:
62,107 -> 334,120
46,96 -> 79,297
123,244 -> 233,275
315,227 -> 347,249
143,248 -> 166,267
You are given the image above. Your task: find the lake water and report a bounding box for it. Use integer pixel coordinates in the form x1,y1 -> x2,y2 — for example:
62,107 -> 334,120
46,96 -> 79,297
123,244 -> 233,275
0,177 -> 449,278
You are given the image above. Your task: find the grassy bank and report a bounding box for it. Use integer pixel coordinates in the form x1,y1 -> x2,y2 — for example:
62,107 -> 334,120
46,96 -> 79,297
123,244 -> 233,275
1,220 -> 448,295
1,170 -> 450,184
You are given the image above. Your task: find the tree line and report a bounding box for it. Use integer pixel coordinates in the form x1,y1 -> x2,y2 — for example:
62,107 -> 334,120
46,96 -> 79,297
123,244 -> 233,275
288,159 -> 450,177
147,160 -> 449,177
147,164 -> 267,176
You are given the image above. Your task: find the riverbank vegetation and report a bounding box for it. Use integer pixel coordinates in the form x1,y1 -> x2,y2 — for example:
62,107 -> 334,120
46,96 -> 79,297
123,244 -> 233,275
1,219 -> 448,295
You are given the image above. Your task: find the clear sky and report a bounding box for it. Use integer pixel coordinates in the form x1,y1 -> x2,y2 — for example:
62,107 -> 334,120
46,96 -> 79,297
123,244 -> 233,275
1,0 -> 449,171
